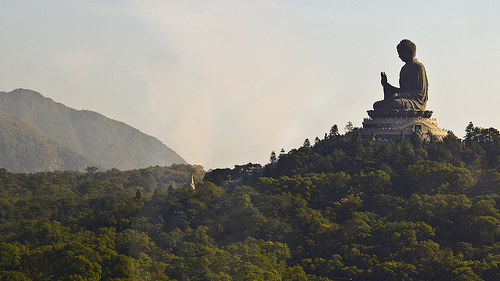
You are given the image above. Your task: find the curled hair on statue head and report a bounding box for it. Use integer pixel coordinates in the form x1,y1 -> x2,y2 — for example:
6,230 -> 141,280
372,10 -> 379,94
397,39 -> 416,57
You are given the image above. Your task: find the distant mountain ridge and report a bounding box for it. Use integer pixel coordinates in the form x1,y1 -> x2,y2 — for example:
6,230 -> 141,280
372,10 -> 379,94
0,110 -> 96,173
0,89 -> 186,172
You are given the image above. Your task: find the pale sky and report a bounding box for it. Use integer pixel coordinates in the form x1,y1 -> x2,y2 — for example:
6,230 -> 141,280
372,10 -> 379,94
1,0 -> 500,169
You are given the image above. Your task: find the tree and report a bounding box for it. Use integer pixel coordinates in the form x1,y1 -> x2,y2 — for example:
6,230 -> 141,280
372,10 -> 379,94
329,125 -> 339,138
270,151 -> 277,164
85,166 -> 99,174
303,139 -> 311,148
465,121 -> 475,143
344,121 -> 354,133
134,190 -> 144,200
0,271 -> 30,280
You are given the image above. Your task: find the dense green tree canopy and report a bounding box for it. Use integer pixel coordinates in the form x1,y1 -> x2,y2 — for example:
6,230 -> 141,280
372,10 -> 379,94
3,123 -> 500,280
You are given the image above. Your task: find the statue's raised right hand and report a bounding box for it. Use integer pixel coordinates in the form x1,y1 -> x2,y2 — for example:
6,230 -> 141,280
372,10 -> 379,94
381,72 -> 388,86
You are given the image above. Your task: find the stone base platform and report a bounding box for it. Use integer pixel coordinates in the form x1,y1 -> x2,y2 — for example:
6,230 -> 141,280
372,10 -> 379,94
355,110 -> 449,142
367,109 -> 433,118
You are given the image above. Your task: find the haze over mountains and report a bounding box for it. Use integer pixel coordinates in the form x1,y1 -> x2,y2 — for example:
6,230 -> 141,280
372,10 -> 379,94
0,89 -> 186,173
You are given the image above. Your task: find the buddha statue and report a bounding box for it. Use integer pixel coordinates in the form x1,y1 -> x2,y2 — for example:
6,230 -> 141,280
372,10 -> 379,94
372,39 -> 429,117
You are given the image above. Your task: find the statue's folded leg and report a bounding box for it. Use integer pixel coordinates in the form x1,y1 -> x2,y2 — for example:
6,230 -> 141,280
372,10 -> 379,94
373,99 -> 404,110
373,100 -> 386,110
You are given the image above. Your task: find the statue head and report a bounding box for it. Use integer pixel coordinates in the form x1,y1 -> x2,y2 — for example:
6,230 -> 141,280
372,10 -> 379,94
397,39 -> 416,62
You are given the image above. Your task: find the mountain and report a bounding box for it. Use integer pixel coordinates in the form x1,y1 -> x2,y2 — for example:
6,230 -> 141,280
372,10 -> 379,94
0,88 -> 186,171
0,110 -> 96,172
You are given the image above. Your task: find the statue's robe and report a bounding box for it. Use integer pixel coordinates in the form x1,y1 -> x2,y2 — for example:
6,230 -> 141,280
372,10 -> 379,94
374,58 -> 428,111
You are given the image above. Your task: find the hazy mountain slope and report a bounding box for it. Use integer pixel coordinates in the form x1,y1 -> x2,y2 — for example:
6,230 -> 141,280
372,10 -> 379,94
69,109 -> 187,170
0,110 -> 96,173
0,89 -> 186,170
0,89 -> 83,152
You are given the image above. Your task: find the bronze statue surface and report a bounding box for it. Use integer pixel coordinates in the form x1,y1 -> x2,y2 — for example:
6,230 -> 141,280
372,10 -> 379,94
373,39 -> 428,113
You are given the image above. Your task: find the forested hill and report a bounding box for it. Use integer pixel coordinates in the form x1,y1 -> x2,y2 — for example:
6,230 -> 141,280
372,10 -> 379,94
201,122 -> 500,280
3,123 -> 500,280
206,122 -> 500,192
0,110 -> 95,173
0,88 -> 186,172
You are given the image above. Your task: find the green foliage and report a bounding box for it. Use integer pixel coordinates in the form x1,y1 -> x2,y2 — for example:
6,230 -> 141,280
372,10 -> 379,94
404,160 -> 476,195
4,122 -> 500,279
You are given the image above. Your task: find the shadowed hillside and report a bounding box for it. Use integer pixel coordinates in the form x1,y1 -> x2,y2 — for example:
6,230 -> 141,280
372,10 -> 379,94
0,89 -> 186,170
0,110 -> 96,172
